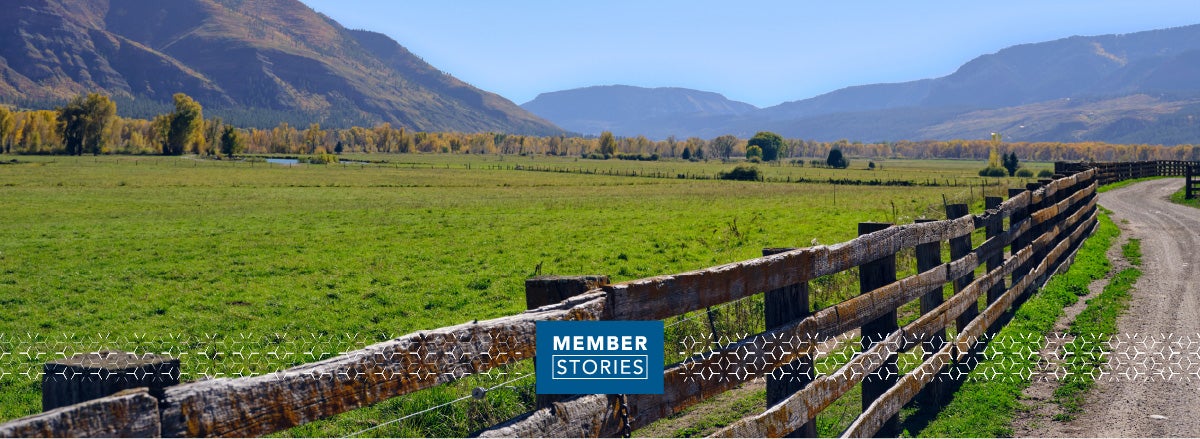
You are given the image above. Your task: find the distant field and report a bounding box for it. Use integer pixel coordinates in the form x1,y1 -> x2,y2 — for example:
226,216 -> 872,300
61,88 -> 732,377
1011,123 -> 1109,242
0,154 -> 1048,433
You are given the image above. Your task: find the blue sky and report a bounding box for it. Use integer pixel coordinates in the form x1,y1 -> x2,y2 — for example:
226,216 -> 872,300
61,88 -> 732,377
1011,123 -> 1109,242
300,1 -> 1200,108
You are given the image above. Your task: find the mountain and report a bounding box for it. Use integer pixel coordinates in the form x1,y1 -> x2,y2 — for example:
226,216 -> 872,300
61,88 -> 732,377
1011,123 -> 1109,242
521,85 -> 757,138
0,0 -> 561,134
526,24 -> 1200,144
749,24 -> 1200,144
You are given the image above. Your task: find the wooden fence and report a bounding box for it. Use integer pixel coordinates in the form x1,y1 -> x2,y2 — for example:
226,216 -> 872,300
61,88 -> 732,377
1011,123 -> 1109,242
0,164 -> 1144,438
1054,160 -> 1194,185
1187,164 -> 1200,200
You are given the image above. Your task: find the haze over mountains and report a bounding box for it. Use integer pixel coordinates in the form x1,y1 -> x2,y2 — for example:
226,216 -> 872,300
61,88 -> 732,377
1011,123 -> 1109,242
524,24 -> 1200,145
0,0 -> 560,134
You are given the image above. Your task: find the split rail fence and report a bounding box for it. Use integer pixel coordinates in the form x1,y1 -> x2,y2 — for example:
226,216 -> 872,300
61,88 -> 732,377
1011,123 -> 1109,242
2,161 -> 1191,438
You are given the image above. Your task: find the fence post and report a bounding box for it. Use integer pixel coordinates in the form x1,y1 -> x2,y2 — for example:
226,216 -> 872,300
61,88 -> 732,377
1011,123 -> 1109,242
1022,182 -> 1047,296
945,204 -> 976,333
913,219 -> 948,406
525,275 -> 609,409
42,351 -> 179,411
524,275 -> 608,310
1188,165 -> 1195,200
1009,188 -> 1031,292
762,248 -> 817,437
858,222 -> 899,437
984,197 -> 1005,334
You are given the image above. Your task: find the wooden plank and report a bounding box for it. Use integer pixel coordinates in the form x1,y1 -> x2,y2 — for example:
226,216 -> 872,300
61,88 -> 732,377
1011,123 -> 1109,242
158,292 -> 607,437
476,394 -> 620,438
605,216 -> 977,321
973,189 -> 1030,228
0,389 -> 160,438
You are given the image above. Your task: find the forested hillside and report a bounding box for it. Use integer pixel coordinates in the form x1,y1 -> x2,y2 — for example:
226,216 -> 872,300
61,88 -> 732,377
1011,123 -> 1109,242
0,0 -> 561,134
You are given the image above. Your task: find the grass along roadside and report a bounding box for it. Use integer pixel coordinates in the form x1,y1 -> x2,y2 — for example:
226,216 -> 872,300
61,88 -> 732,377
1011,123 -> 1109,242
1169,186 -> 1200,209
1050,238 -> 1141,421
915,212 -> 1120,437
1094,176 -> 1166,194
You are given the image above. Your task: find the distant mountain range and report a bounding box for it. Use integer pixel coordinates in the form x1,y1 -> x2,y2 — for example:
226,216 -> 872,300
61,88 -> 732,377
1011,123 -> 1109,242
522,86 -> 758,139
524,24 -> 1200,144
0,0 -> 561,134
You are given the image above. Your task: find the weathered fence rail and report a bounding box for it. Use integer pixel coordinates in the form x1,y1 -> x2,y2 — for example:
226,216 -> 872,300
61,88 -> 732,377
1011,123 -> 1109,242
4,160 -> 1189,438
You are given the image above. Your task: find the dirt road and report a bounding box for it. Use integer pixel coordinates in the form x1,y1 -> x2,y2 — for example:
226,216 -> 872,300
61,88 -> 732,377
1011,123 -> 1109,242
1033,178 -> 1200,437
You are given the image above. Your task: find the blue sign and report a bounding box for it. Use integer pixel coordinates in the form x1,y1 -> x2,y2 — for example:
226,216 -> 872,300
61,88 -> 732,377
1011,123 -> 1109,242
535,320 -> 664,395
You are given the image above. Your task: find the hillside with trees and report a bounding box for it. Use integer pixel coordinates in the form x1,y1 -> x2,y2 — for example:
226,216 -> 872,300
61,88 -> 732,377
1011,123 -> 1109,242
0,0 -> 561,135
3,94 -> 1199,165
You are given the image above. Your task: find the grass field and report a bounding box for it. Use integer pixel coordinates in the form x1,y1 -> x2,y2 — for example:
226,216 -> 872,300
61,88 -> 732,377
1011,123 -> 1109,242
0,154 -> 1047,435
1170,185 -> 1200,209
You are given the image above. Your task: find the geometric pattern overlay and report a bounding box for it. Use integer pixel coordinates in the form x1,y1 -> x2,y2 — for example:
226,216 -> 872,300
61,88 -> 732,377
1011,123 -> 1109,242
5,332 -> 1200,384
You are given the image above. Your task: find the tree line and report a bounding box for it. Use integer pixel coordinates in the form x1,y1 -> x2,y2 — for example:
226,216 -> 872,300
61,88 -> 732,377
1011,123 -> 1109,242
4,92 -> 1200,163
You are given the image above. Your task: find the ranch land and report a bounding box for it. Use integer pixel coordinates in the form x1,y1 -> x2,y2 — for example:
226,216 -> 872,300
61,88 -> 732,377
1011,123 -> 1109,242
0,154 -> 1051,436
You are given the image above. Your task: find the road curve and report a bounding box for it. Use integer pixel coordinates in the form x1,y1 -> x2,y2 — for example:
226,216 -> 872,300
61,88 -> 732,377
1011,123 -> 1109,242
1044,178 -> 1200,437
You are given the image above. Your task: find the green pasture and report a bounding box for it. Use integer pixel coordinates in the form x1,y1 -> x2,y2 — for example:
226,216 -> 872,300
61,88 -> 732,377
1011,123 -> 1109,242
0,154 -> 1045,434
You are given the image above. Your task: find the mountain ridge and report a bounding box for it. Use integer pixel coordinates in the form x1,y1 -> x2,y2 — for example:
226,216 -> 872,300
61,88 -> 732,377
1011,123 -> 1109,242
525,24 -> 1200,144
0,0 -> 562,134
521,85 -> 756,138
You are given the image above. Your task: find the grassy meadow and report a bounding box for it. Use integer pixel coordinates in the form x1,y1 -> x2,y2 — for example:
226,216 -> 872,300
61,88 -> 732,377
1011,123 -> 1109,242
0,154 -> 1049,435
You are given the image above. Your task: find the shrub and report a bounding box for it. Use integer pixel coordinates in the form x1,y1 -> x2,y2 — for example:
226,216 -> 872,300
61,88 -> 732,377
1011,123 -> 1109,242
1016,168 -> 1035,177
614,153 -> 659,161
979,166 -> 1007,177
745,145 -> 763,161
308,153 -> 338,164
1037,169 -> 1055,178
719,165 -> 761,181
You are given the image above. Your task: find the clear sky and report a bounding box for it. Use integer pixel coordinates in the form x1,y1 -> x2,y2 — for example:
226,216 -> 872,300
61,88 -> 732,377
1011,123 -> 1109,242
300,1 -> 1200,108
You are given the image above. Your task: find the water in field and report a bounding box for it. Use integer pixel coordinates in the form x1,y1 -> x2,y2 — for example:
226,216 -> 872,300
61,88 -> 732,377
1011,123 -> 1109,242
265,158 -> 299,165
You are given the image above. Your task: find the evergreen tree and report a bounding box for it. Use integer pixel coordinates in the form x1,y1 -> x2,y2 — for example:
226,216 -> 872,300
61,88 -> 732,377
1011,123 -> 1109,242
1003,152 -> 1020,176
826,148 -> 849,169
